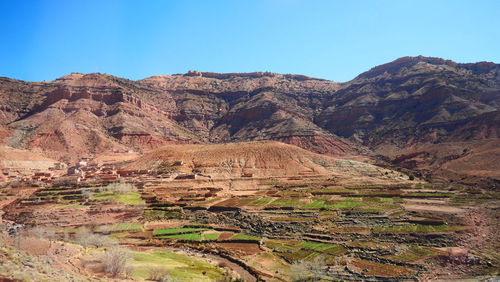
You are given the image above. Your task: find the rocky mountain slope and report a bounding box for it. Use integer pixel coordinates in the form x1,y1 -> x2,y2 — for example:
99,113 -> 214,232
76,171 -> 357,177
0,56 -> 498,181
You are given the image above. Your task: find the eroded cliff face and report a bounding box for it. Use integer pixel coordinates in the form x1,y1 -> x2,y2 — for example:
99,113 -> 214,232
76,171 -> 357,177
0,57 -> 498,181
316,57 -> 500,146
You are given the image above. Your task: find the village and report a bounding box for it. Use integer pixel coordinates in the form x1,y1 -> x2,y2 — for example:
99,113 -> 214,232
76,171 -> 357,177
0,156 -> 227,188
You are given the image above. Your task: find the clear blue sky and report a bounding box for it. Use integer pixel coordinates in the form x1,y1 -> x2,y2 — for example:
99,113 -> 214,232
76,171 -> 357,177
1,0 -> 498,82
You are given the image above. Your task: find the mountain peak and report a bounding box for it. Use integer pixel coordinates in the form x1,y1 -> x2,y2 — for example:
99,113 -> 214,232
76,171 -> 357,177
356,56 -> 498,80
53,72 -> 127,87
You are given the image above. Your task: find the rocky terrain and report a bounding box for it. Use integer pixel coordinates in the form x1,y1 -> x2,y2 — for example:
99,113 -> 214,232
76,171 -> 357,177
1,56 -> 499,183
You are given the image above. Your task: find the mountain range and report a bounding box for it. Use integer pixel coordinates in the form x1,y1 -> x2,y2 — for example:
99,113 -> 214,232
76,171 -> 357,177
1,56 -> 499,184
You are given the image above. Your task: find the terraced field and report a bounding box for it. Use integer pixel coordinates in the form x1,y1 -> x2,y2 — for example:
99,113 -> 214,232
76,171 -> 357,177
138,175 -> 499,280
1,174 -> 498,281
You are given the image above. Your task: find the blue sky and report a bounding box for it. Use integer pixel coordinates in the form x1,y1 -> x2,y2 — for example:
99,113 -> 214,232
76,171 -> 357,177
0,0 -> 498,82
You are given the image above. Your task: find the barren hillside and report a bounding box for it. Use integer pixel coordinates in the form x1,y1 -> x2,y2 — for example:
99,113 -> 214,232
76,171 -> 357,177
0,146 -> 60,170
126,141 -> 404,181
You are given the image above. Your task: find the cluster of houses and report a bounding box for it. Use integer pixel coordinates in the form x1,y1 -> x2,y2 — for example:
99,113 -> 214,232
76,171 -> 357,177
60,158 -> 153,184
0,159 -> 153,186
1,157 -> 255,187
1,168 -> 57,184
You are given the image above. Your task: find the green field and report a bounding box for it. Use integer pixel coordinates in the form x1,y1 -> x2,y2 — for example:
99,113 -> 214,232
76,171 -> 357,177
230,234 -> 261,241
130,250 -> 225,281
157,233 -> 202,240
385,246 -> 438,263
93,192 -> 144,205
249,197 -> 274,206
268,198 -> 302,207
95,223 -> 142,232
202,232 -> 220,240
301,200 -> 378,209
299,241 -> 335,251
299,241 -> 346,255
153,227 -> 209,235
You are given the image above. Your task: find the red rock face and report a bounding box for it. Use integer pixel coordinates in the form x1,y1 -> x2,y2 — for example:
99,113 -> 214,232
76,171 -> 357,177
0,57 -> 499,182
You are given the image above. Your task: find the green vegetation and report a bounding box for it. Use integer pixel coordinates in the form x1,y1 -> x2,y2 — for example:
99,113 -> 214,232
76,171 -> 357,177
301,200 -> 379,210
95,223 -> 142,232
130,250 -> 224,281
230,234 -> 261,241
93,191 -> 144,205
157,233 -> 202,240
153,227 -> 209,235
385,246 -> 437,263
249,197 -> 274,206
265,240 -> 301,252
280,249 -> 319,262
450,191 -> 500,204
144,209 -> 184,220
378,197 -> 402,202
299,241 -> 346,255
405,192 -> 453,197
357,190 -> 403,197
299,241 -> 335,251
59,204 -> 86,209
268,198 -> 302,207
109,232 -> 130,238
310,188 -> 354,195
202,233 -> 220,240
301,201 -> 327,209
274,183 -> 310,189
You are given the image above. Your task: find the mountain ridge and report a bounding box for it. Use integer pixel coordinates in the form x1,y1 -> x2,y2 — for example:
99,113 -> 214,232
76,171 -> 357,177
1,56 -> 498,182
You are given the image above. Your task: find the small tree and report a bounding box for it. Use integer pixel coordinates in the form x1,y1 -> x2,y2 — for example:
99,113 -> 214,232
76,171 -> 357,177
99,247 -> 130,277
408,173 -> 415,181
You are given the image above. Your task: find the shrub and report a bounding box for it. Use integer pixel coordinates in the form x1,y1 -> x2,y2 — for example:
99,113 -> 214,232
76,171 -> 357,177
148,266 -> 170,281
99,247 -> 130,277
125,265 -> 134,277
75,227 -> 117,247
28,226 -> 56,241
81,187 -> 92,199
290,257 -> 327,282
104,181 -> 136,194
